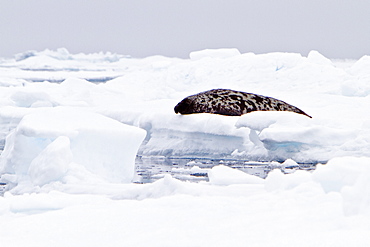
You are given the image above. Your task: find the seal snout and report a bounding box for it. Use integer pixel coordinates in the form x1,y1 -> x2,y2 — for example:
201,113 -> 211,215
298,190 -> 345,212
174,98 -> 193,114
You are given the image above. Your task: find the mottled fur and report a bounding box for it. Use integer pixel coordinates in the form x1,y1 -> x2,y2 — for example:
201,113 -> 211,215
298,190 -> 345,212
174,89 -> 311,118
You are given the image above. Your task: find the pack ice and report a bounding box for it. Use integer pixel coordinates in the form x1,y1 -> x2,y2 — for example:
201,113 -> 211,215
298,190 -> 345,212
0,48 -> 370,246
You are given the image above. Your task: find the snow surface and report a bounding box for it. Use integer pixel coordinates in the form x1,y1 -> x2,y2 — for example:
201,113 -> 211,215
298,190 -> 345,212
0,48 -> 370,246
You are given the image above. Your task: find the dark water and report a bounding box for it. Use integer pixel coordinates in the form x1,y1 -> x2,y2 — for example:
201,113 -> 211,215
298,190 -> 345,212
133,156 -> 317,184
0,183 -> 6,196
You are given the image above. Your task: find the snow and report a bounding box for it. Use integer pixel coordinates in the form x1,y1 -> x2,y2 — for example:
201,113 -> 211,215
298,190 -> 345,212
1,160 -> 370,246
0,48 -> 370,246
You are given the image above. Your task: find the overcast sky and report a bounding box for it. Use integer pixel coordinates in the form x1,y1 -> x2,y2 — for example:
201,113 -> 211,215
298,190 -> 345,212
1,0 -> 369,59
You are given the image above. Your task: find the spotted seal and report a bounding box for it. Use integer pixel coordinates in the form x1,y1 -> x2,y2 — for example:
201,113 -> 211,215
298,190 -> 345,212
174,89 -> 311,118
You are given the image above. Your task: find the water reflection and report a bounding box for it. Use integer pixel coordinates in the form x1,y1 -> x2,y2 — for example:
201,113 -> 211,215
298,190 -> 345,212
0,183 -> 6,196
134,156 -> 317,183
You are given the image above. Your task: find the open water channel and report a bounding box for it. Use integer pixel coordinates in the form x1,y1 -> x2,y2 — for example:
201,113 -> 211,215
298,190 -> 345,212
133,156 -> 317,183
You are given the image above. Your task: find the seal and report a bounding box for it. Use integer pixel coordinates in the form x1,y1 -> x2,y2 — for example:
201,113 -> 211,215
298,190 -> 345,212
174,89 -> 312,118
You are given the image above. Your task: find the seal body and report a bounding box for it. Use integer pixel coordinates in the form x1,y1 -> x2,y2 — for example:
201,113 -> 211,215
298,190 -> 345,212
174,89 -> 311,118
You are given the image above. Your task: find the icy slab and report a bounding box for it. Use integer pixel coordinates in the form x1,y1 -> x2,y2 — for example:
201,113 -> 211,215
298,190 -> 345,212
189,48 -> 241,60
306,50 -> 333,65
28,136 -> 72,186
14,48 -> 125,63
0,107 -> 146,188
133,112 -> 248,158
342,55 -> 370,97
235,111 -> 359,162
208,165 -> 264,185
264,156 -> 370,216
